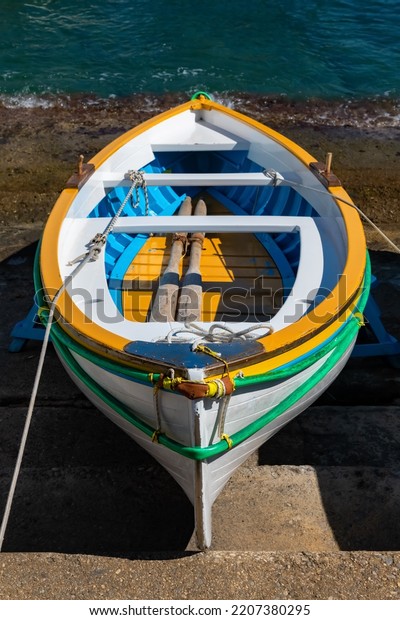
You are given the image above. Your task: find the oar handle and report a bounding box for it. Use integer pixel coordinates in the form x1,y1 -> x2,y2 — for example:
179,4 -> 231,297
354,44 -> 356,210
150,197 -> 193,322
176,199 -> 207,322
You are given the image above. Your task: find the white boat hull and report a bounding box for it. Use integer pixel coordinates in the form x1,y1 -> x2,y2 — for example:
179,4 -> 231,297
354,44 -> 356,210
55,338 -> 356,548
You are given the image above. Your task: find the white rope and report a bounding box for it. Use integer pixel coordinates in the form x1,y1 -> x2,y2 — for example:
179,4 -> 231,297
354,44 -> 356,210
0,314 -> 52,551
0,250 -> 95,551
285,178 -> 400,254
0,169 -> 148,551
217,392 -> 232,437
67,171 -> 148,266
107,170 -> 149,234
166,321 -> 274,348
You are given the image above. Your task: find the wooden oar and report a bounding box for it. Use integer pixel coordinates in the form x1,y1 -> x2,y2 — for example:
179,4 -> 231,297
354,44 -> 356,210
150,196 -> 192,322
176,198 -> 207,323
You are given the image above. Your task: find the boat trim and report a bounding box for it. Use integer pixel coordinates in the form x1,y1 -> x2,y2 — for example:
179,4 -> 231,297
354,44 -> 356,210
101,172 -> 284,187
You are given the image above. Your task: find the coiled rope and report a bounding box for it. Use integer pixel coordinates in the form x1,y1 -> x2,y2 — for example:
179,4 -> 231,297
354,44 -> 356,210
166,321 -> 274,348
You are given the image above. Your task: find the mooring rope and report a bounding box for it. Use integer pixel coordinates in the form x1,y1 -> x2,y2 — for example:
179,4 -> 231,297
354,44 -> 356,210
282,176 -> 400,255
0,278 -> 65,551
0,248 -> 97,551
67,170 -> 148,266
0,171 -> 147,551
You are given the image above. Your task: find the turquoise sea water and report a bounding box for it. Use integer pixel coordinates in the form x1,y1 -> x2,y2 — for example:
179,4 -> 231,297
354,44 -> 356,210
1,0 -> 399,104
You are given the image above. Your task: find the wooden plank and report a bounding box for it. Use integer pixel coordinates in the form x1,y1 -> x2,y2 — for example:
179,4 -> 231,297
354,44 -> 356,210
113,215 -> 314,234
122,226 -> 283,323
121,194 -> 286,323
101,171 -> 284,188
122,288 -> 280,323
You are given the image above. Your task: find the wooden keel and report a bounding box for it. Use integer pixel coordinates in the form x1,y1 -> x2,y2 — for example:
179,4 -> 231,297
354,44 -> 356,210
150,197 -> 192,322
176,199 -> 207,323
194,460 -> 213,550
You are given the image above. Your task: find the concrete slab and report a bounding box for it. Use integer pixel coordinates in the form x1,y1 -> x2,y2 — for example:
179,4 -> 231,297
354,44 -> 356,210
2,404 -> 400,555
1,550 -> 400,600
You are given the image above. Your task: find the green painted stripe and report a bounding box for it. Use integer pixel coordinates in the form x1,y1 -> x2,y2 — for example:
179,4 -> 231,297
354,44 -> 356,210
34,241 -> 370,460
53,312 -> 360,461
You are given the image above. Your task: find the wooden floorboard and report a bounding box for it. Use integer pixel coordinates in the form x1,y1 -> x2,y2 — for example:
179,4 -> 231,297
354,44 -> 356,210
122,194 -> 283,322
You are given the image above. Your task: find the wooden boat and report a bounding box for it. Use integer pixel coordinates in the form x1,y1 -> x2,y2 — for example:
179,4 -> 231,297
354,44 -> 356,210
36,93 -> 370,549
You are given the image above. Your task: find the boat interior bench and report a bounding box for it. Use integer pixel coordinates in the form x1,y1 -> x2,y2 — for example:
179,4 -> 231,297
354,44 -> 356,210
100,171 -> 284,188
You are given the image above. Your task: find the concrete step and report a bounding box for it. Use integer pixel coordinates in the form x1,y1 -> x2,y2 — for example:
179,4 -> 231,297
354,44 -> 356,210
212,463 -> 400,552
1,549 -> 400,600
1,243 -> 400,600
1,405 -> 400,555
2,405 -> 400,470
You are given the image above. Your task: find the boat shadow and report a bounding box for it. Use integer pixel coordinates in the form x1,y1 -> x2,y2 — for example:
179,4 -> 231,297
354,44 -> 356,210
257,386 -> 400,551
0,367 -> 196,557
256,248 -> 400,551
256,299 -> 400,554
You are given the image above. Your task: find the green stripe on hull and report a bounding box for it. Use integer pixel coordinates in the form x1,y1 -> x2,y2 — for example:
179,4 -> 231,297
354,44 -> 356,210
34,242 -> 370,461
54,313 -> 361,461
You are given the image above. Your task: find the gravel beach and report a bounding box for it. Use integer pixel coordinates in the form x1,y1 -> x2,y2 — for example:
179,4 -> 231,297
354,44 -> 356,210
1,94 -> 399,260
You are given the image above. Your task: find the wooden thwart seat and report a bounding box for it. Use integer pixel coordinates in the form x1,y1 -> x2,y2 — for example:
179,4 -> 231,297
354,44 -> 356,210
113,215 -> 318,235
100,171 -> 284,188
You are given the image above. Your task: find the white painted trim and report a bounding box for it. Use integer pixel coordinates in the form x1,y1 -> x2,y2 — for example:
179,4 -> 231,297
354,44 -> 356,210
112,215 -> 316,234
101,171 -> 283,187
150,141 -> 249,152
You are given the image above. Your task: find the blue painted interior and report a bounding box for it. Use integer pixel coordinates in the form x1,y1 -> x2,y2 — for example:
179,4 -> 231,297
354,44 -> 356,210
88,149 -> 319,314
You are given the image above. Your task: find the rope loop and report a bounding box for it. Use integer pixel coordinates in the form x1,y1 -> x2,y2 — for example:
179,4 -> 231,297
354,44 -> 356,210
151,429 -> 162,443
221,433 -> 233,449
195,343 -> 229,376
37,306 -> 50,319
124,169 -> 150,217
190,91 -> 213,101
166,321 -> 273,347
128,169 -> 146,186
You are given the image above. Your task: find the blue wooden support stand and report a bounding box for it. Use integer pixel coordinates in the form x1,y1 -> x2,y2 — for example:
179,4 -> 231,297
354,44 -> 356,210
8,305 -> 48,353
351,276 -> 400,366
